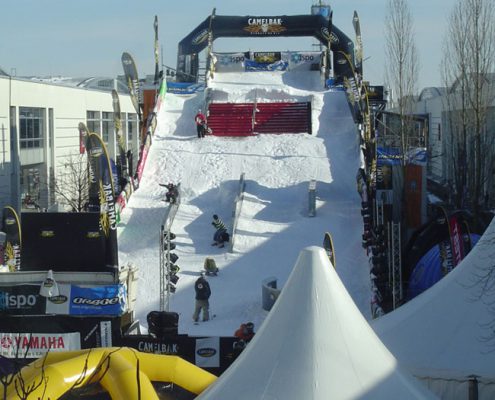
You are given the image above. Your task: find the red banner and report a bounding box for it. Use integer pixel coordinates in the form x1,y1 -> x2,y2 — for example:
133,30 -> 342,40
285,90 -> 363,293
449,215 -> 464,266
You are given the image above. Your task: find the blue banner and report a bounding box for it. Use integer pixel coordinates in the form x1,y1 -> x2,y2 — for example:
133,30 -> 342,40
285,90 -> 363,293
245,59 -> 288,71
69,285 -> 126,316
167,82 -> 205,94
377,147 -> 402,166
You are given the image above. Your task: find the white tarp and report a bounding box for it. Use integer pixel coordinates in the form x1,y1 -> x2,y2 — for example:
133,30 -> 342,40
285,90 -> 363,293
198,246 -> 437,400
372,216 -> 495,399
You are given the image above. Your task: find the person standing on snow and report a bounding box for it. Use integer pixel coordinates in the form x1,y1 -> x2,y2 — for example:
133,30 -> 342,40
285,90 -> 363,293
193,272 -> 211,322
211,214 -> 228,248
195,109 -> 207,138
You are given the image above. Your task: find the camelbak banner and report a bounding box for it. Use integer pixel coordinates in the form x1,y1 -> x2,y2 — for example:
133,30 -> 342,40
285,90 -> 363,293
177,14 -> 354,82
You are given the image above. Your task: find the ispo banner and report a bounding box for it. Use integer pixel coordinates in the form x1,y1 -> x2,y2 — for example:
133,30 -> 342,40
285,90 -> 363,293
69,285 -> 127,316
0,284 -> 45,315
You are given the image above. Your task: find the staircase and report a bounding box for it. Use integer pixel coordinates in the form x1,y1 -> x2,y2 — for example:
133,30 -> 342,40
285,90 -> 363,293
207,102 -> 311,137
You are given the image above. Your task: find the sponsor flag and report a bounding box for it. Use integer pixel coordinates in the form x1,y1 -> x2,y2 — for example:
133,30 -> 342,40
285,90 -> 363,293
2,206 -> 21,271
112,89 -> 127,188
85,133 -> 119,268
121,52 -> 141,117
352,10 -> 363,76
78,122 -> 90,154
448,214 -> 464,266
154,16 -> 160,84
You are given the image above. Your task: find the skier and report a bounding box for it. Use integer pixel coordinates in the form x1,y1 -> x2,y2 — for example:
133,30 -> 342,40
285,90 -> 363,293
211,214 -> 228,248
195,109 -> 207,138
193,272 -> 211,322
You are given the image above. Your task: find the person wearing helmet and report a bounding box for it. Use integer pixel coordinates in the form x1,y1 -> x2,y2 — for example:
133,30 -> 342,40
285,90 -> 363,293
211,214 -> 228,248
195,109 -> 207,138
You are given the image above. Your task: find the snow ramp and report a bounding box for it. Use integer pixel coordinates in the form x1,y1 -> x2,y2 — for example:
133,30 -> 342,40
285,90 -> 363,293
117,70 -> 370,337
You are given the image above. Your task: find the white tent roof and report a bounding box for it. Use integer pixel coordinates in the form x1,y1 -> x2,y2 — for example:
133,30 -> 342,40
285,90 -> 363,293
198,246 -> 437,400
372,216 -> 495,380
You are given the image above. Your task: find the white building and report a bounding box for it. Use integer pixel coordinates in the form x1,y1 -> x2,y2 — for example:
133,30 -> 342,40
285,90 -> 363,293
0,72 -> 138,212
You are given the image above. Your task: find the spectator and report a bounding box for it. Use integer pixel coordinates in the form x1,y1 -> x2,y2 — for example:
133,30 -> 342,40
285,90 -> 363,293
234,322 -> 255,342
193,272 -> 211,322
195,109 -> 207,138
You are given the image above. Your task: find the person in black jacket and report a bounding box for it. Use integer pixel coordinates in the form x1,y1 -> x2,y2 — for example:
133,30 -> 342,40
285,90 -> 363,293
193,273 -> 211,322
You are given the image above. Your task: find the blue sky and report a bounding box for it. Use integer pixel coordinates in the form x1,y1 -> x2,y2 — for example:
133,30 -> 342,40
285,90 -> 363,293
2,0 -> 457,89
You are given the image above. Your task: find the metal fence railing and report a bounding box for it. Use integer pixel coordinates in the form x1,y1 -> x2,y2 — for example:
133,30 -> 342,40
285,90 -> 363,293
159,184 -> 181,311
229,173 -> 246,253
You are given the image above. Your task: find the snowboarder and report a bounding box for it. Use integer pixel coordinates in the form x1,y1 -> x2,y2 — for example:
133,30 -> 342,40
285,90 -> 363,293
193,272 -> 211,322
203,257 -> 219,276
211,214 -> 228,248
165,183 -> 178,203
195,109 -> 207,138
159,183 -> 178,203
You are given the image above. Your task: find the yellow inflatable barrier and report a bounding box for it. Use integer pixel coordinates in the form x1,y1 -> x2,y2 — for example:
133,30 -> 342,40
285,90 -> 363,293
5,347 -> 217,399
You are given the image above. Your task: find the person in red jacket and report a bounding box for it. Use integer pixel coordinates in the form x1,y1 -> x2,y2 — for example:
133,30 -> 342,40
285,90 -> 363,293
234,322 -> 255,342
195,109 -> 207,138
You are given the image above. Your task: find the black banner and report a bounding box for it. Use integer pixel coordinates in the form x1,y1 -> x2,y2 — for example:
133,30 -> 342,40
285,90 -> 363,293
0,284 -> 45,315
20,212 -> 106,272
120,334 -> 241,376
177,14 -> 356,82
2,206 -> 21,272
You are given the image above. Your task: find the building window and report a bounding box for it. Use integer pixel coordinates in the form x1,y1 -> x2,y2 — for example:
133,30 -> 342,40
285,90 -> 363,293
102,112 -> 113,143
438,123 -> 441,141
19,107 -> 44,149
127,113 -> 137,142
87,110 -> 100,134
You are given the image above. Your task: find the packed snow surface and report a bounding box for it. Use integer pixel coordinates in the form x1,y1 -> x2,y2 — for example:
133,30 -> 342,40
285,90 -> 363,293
118,71 -> 370,337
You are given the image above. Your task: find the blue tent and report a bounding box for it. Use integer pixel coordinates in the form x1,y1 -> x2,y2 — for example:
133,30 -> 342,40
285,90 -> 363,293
407,234 -> 481,300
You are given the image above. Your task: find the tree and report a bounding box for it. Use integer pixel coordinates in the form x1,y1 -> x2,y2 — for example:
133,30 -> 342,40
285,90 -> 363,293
384,0 -> 420,161
50,153 -> 90,212
441,0 -> 495,214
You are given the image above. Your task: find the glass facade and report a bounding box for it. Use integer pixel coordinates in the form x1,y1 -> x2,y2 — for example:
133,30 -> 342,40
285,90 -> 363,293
102,112 -> 113,143
19,107 -> 44,149
87,110 -> 100,134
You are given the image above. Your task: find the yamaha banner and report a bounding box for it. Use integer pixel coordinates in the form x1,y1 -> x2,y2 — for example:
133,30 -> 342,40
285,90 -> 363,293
0,315 -> 122,359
